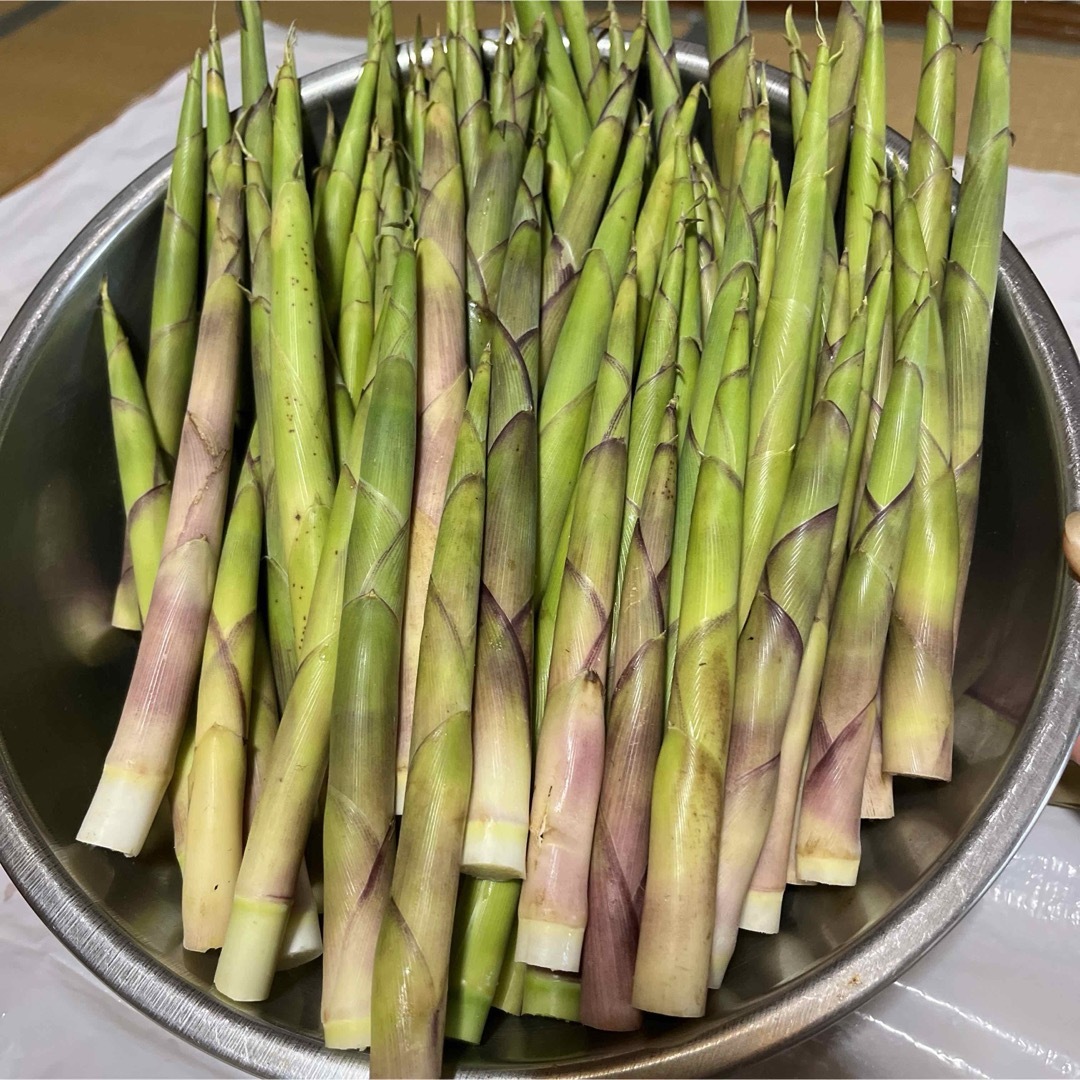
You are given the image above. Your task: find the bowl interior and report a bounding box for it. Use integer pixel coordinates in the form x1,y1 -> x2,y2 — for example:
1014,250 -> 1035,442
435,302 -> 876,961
0,47 -> 1071,1077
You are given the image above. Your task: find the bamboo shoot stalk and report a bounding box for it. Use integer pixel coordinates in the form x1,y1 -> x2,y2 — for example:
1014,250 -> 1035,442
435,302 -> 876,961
695,170 -> 720,335
516,274 -> 641,973
542,90 -> 572,225
666,100 -> 771,693
655,97 -> 696,273
370,360 -> 490,1080
215,250 -> 416,1005
237,1 -> 268,108
143,51 -> 203,464
826,1 -> 868,212
307,813 -> 326,915
241,643 -> 272,829
813,252 -> 852,405
534,488 -> 575,729
738,40 -> 831,628
314,48 -> 379,333
606,0 -> 624,78
513,0 -> 590,166
405,18 -> 425,154
618,209 -> 685,623
691,143 -> 727,266
844,0 -> 885,308
645,0 -> 682,151
632,154 -> 674,357
795,293 -> 927,887
462,146 -> 543,878
539,22 -> 645,386
244,627 -> 323,971
894,172 -> 932,324
452,0 -> 492,195
444,878 -> 521,1043
182,433 -> 263,952
674,197 -> 703,448
321,266 -> 420,1050
324,299 -> 356,472
699,245 -> 722,332
561,0 -> 607,123
101,282 -> 170,626
740,617 -> 826,927
658,78 -> 701,175
489,20 -> 512,127
465,24 -> 541,369
491,923 -> 526,1014
754,156 -> 784,346
633,292 -> 751,1019
880,173 -> 959,780
407,50 -> 427,190
269,39 -> 337,655
370,0 -> 401,146
112,530 -> 140,631
311,103 -> 338,231
630,87 -> 705,359
709,298 -> 868,988
397,75 -> 469,815
945,0 -> 1011,642
741,251 -> 892,930
728,70 -> 757,226
861,698 -> 894,818
169,718 -> 195,872
277,868 -> 322,970
79,135 -> 246,857
704,0 -> 749,208
851,172 -> 896,549
908,0 -> 957,303
786,10 -> 809,148
799,238 -> 840,438
536,121 -> 648,600
445,0 -> 460,82
581,407 -> 677,1031
238,7 -> 297,703
339,134 -> 389,406
522,969 -> 581,1022
205,19 -> 231,268
374,153 -> 408,331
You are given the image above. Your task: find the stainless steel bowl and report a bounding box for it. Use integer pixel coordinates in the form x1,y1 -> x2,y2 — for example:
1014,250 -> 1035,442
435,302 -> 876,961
0,40 -> 1077,1078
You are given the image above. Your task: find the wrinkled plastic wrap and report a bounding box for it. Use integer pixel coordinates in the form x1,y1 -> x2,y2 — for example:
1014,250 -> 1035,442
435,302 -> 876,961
0,25 -> 1077,1080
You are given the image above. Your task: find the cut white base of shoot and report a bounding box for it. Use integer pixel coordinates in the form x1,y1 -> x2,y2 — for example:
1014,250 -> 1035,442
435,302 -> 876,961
213,897 -> 290,1002
77,768 -> 164,857
631,972 -> 707,1020
739,890 -> 783,935
277,868 -> 323,970
862,791 -> 895,819
323,1018 -> 371,1052
797,854 -> 859,887
515,918 -> 584,973
461,822 -> 527,881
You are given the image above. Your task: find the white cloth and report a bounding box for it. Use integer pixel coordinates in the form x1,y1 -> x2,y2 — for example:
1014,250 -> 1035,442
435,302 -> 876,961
0,25 -> 1078,1080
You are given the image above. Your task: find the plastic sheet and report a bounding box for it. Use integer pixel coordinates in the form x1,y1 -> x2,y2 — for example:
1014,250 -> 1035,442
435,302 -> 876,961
0,25 -> 1077,1079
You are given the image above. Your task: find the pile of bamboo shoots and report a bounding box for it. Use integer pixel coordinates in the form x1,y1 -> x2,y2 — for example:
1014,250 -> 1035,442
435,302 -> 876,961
80,0 -> 1012,1074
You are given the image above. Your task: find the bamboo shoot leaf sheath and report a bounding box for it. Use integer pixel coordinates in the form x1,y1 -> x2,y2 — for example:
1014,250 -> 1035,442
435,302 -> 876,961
398,72 -> 469,815
80,135 -> 247,856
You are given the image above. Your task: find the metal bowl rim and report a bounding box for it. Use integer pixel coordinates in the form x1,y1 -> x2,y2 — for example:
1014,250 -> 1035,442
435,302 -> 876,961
0,39 -> 1077,1079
